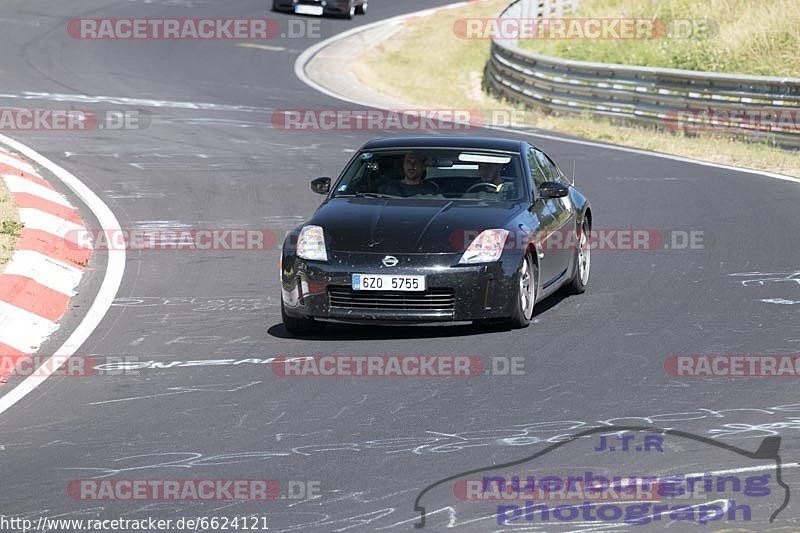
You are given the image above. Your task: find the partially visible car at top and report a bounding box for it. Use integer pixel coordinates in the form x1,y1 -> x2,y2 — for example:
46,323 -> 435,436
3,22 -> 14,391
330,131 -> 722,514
272,0 -> 367,18
279,136 -> 592,335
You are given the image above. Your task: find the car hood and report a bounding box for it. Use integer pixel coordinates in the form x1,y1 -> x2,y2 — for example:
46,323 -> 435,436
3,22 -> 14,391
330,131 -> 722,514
308,198 -> 522,254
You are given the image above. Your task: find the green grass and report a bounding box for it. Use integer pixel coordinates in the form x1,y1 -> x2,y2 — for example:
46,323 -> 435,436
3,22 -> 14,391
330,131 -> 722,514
1,220 -> 23,238
0,183 -> 21,269
519,0 -> 800,76
353,0 -> 511,109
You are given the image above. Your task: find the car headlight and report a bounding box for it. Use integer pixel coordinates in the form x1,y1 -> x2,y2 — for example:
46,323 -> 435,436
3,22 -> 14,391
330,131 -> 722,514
297,225 -> 328,261
458,229 -> 509,264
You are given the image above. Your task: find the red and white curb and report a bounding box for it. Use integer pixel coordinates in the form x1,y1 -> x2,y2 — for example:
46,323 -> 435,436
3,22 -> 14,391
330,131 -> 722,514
0,134 -> 123,415
0,149 -> 92,383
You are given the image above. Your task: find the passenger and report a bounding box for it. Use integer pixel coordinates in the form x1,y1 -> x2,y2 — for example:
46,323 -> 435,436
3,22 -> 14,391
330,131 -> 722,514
477,162 -> 504,185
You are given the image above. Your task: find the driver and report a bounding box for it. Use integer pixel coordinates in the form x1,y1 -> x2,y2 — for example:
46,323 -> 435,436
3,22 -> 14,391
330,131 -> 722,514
379,152 -> 440,196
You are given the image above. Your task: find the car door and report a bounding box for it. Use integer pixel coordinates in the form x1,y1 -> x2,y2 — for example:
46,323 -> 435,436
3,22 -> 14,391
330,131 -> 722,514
541,151 -> 577,279
531,149 -> 574,287
526,148 -> 559,288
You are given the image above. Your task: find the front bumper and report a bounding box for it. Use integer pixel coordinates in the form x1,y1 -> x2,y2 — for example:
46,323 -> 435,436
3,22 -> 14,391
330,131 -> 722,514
281,250 -> 521,323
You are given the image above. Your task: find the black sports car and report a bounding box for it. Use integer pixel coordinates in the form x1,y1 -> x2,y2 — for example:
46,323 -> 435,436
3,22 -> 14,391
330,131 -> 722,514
272,0 -> 367,18
280,136 -> 592,334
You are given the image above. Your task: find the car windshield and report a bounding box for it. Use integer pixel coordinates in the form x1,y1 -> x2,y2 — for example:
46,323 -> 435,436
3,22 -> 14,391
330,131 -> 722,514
331,149 -> 526,202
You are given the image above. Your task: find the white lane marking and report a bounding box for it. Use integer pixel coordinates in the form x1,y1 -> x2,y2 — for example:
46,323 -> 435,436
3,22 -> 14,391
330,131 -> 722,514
18,208 -> 84,240
4,250 -> 83,296
0,152 -> 36,174
0,134 -> 126,416
87,390 -> 193,405
237,43 -> 286,52
293,6 -> 800,186
701,462 -> 800,476
761,298 -> 800,305
0,301 -> 58,353
0,91 -> 271,113
3,174 -> 73,207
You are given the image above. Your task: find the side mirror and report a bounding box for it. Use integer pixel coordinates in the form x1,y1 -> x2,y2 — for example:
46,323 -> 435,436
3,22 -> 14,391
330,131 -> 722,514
310,177 -> 331,195
538,181 -> 569,199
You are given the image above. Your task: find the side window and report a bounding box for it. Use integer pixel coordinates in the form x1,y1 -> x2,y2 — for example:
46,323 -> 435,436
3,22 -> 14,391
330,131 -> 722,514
543,153 -> 568,185
527,148 -> 550,189
534,150 -> 556,182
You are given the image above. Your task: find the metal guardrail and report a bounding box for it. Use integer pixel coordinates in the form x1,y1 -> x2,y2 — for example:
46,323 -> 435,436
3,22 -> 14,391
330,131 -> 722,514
486,0 -> 800,148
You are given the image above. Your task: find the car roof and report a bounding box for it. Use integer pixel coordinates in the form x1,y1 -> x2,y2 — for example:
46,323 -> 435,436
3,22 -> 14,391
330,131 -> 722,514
359,136 -> 526,153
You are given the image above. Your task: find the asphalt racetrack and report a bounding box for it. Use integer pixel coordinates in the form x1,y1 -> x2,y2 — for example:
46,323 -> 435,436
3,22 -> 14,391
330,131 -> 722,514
0,0 -> 799,531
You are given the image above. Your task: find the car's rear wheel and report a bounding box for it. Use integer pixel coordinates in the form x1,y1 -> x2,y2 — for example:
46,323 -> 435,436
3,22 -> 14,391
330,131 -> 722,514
281,299 -> 326,335
343,1 -> 355,18
355,0 -> 367,14
508,252 -> 536,328
564,219 -> 590,294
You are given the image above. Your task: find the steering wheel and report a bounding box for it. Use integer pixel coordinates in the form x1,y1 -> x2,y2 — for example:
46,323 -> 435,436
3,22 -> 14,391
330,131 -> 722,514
464,182 -> 500,194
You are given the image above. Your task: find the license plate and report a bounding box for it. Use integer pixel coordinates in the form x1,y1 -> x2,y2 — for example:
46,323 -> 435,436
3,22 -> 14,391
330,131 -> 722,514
352,274 -> 426,291
295,4 -> 324,15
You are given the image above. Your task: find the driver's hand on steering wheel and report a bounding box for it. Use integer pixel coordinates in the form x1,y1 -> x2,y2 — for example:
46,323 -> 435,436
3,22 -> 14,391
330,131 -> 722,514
465,181 -> 502,194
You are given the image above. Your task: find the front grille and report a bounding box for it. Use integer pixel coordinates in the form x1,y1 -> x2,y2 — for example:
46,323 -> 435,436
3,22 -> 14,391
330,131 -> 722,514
328,286 -> 455,312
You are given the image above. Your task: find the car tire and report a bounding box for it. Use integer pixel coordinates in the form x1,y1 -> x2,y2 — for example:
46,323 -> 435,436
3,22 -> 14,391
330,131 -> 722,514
563,219 -> 590,294
508,252 -> 537,329
271,1 -> 279,12
343,1 -> 355,18
355,0 -> 367,14
281,299 -> 326,335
